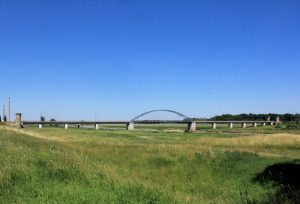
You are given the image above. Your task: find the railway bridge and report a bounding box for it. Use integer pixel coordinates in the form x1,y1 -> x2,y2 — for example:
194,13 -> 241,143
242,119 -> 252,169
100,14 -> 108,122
15,110 -> 277,131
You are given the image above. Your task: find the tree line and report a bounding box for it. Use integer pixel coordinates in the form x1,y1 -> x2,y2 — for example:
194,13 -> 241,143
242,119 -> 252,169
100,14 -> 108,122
209,113 -> 300,122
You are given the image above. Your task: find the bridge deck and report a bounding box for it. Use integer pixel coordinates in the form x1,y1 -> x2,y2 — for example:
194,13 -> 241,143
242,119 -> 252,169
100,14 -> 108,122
22,120 -> 273,125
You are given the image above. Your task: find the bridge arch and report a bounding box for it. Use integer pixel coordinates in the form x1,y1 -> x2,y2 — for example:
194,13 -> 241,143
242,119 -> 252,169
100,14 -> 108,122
131,109 -> 192,122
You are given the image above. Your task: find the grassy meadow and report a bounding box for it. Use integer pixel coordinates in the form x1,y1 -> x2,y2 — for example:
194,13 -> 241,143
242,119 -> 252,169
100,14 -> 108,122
0,123 -> 299,203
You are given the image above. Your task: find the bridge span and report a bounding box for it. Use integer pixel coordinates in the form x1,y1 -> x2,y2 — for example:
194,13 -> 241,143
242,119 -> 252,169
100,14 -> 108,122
22,120 -> 274,131
15,110 -> 277,131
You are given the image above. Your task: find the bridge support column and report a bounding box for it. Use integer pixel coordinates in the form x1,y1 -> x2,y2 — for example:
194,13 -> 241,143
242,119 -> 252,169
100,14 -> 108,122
38,124 -> 42,129
262,122 -> 266,126
242,123 -> 247,128
64,124 -> 68,129
276,116 -> 280,125
212,123 -> 217,129
76,124 -> 80,128
95,124 -> 99,130
228,123 -> 233,129
15,113 -> 22,128
253,122 -> 257,128
270,122 -> 274,126
127,122 -> 134,130
187,122 -> 196,132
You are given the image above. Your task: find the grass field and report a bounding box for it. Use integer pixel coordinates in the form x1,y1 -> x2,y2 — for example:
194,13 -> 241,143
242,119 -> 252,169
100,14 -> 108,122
0,123 -> 299,203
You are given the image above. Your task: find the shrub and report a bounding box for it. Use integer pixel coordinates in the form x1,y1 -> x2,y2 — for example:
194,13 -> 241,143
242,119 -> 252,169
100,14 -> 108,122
285,122 -> 299,129
50,118 -> 57,126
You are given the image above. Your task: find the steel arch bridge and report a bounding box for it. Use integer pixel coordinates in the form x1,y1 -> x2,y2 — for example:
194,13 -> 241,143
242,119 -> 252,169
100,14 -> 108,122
131,109 -> 192,122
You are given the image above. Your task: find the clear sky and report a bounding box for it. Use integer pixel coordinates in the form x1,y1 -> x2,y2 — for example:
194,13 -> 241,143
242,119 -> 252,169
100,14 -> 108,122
1,0 -> 299,120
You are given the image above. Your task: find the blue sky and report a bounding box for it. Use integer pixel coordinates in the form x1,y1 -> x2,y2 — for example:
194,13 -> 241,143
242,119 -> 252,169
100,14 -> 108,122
0,0 -> 299,120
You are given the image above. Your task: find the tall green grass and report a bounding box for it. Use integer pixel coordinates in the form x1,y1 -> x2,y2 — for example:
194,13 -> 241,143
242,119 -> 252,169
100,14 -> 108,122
0,129 -> 173,203
0,126 -> 299,203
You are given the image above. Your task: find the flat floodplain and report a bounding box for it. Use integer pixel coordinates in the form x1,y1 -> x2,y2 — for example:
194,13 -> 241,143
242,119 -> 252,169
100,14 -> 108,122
0,124 -> 299,203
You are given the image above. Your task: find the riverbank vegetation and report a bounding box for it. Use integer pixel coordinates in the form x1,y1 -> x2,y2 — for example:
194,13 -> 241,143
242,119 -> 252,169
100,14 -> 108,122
0,124 -> 299,203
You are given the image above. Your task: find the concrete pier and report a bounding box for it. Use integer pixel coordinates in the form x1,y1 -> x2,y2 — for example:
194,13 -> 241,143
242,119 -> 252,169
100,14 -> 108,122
253,122 -> 257,128
38,124 -> 42,129
15,113 -> 22,128
127,122 -> 134,130
270,122 -> 274,126
276,116 -> 280,125
212,123 -> 217,129
64,124 -> 68,129
187,122 -> 196,132
95,124 -> 99,130
228,123 -> 233,129
262,122 -> 266,126
242,123 -> 247,128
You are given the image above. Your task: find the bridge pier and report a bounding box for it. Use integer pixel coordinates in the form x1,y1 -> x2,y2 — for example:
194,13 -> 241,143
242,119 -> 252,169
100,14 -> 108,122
187,122 -> 196,132
212,123 -> 217,129
15,113 -> 22,128
253,122 -> 257,128
228,123 -> 233,129
242,123 -> 247,128
95,124 -> 99,130
262,122 -> 266,126
64,124 -> 68,129
276,116 -> 280,125
127,122 -> 134,130
38,124 -> 42,129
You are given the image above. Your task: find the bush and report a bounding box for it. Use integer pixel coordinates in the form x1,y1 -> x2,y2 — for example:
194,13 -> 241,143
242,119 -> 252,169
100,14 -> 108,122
275,124 -> 284,129
285,122 -> 299,129
50,118 -> 57,126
